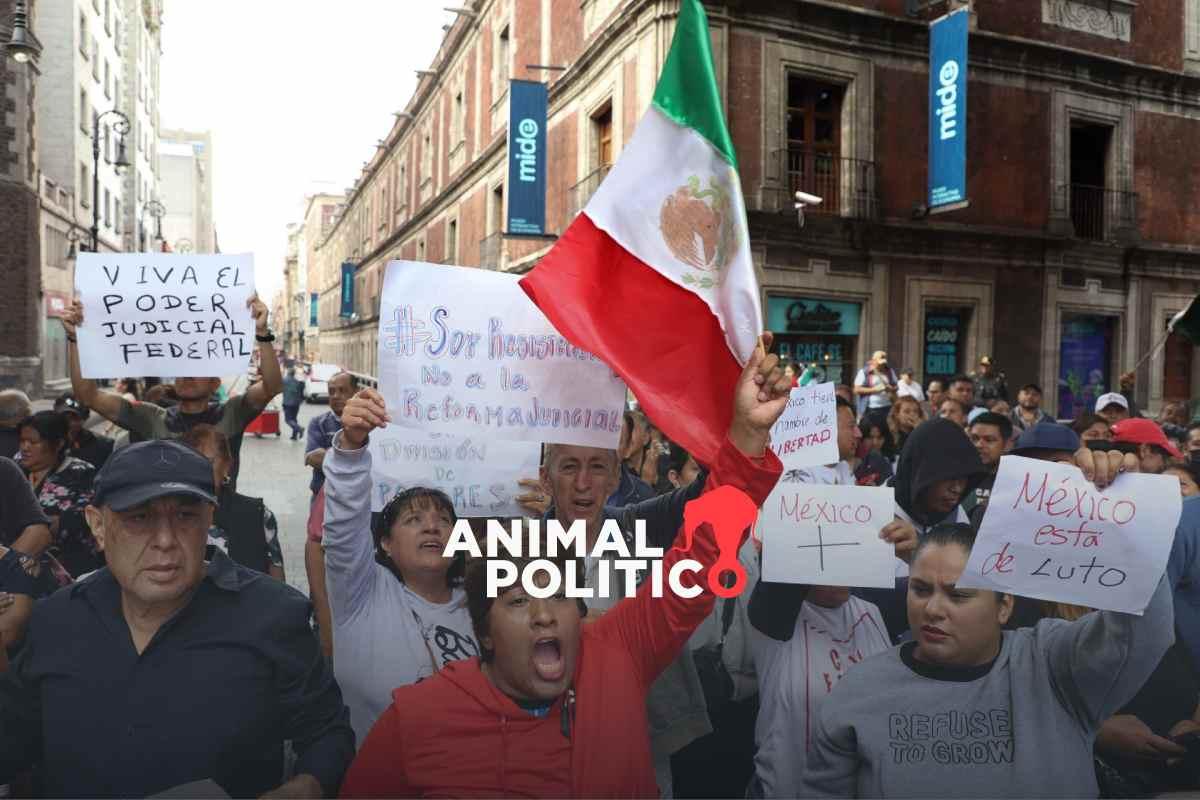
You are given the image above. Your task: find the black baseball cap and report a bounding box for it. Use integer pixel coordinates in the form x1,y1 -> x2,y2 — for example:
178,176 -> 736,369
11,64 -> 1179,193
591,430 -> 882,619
93,440 -> 217,511
54,392 -> 90,420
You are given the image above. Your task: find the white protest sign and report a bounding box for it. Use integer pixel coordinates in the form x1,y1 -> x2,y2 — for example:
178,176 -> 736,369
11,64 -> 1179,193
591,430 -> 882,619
958,455 -> 1181,614
758,483 -> 897,588
367,425 -> 542,517
377,261 -> 626,447
769,382 -> 838,469
75,253 -> 256,378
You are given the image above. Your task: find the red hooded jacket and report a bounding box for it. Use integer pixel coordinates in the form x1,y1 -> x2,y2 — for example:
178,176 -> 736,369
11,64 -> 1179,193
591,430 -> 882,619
339,436 -> 782,798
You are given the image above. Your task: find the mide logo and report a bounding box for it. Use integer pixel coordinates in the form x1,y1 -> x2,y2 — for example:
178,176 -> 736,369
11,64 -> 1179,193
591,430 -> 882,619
513,118 -> 539,182
444,485 -> 759,599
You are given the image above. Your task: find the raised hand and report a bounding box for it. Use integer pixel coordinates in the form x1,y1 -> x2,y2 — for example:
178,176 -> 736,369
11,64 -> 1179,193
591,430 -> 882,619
60,300 -> 84,338
340,389 -> 390,449
729,331 -> 793,457
1072,446 -> 1139,490
247,294 -> 270,335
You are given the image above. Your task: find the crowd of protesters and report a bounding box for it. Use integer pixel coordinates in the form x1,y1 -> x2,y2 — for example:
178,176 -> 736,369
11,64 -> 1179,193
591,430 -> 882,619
0,292 -> 1195,799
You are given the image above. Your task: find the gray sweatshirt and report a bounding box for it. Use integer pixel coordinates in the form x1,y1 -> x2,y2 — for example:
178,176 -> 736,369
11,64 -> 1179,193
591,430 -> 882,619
322,434 -> 477,747
802,575 -> 1174,798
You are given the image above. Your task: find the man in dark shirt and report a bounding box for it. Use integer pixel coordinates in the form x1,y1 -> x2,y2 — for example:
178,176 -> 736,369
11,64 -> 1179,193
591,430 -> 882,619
0,390 -> 31,460
54,393 -> 115,469
0,456 -> 53,650
0,440 -> 354,797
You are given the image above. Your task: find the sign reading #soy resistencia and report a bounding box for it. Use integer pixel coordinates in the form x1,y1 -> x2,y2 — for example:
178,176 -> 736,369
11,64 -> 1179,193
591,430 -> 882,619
376,261 -> 626,448
959,455 -> 1181,614
75,253 -> 256,379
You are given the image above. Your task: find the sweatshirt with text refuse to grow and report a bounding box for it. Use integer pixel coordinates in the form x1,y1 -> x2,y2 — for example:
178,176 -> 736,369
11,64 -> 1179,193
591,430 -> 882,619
800,574 -> 1174,799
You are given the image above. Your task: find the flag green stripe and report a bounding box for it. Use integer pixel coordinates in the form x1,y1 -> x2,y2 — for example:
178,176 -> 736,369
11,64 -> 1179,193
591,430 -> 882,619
651,0 -> 738,169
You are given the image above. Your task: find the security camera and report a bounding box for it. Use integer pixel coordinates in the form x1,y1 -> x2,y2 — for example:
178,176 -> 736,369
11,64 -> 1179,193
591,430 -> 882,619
794,191 -> 824,229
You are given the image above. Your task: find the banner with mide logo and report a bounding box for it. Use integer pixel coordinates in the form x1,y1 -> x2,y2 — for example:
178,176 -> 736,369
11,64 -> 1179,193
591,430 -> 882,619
928,6 -> 969,213
506,79 -> 548,236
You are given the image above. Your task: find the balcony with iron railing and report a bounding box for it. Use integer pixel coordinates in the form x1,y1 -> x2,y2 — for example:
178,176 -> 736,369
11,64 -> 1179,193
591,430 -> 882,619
1062,183 -> 1138,242
760,148 -> 879,221
569,165 -> 611,219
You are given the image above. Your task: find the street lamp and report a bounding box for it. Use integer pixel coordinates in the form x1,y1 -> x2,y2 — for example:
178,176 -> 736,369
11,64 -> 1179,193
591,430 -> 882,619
90,108 -> 131,252
138,199 -> 165,251
5,0 -> 40,64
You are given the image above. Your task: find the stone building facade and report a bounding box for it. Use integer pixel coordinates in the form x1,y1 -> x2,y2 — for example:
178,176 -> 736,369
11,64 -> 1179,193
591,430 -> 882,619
158,127 -> 214,254
313,0 -> 1200,417
0,0 -> 43,393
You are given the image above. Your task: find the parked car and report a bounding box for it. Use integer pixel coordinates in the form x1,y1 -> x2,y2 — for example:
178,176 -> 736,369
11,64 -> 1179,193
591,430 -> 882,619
305,363 -> 342,402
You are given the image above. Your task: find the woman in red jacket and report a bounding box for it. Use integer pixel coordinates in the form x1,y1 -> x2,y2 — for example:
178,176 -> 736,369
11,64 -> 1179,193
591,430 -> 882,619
339,335 -> 792,798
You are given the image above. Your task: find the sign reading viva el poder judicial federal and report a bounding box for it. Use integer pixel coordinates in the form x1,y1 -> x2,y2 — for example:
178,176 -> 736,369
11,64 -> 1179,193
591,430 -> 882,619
377,261 -> 627,448
75,253 -> 257,379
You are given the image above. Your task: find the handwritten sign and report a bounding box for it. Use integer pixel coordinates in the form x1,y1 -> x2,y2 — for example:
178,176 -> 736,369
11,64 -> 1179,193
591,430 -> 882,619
959,455 -> 1181,614
377,261 -> 626,448
75,253 -> 256,378
367,424 -> 541,517
769,382 -> 838,470
758,484 -> 897,588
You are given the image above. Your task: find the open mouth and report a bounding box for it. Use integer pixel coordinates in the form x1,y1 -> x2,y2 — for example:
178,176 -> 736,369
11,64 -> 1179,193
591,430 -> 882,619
532,637 -> 565,682
418,540 -> 443,553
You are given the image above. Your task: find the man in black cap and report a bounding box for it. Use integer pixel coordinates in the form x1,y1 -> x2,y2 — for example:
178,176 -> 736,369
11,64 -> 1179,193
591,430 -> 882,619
971,355 -> 1008,406
0,440 -> 354,797
53,392 -> 114,470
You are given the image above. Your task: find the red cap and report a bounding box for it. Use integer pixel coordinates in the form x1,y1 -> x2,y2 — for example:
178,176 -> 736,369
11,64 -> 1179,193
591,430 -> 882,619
1111,418 -> 1183,458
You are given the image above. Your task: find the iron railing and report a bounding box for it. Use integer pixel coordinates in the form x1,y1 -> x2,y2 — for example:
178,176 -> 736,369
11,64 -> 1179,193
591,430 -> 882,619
569,165 -> 611,219
1064,183 -> 1138,241
765,148 -> 879,220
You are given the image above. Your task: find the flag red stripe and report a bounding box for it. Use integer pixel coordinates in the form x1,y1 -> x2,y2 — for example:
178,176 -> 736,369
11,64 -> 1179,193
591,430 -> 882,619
519,213 -> 741,468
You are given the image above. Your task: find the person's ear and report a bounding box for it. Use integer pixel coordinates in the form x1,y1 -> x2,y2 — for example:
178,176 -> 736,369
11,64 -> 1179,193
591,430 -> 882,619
997,592 -> 1014,626
667,469 -> 681,488
85,506 -> 106,551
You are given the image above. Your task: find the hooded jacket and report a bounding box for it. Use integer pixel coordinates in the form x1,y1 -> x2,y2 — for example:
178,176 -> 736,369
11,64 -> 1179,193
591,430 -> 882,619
338,436 -> 782,798
890,417 -> 988,529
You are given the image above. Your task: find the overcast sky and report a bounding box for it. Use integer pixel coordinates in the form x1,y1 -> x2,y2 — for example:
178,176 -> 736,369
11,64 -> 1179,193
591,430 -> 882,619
159,1 -> 446,301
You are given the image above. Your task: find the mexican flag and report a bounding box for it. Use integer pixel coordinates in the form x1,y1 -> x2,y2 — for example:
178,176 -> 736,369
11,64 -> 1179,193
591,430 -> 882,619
1170,295 -> 1200,344
519,0 -> 761,468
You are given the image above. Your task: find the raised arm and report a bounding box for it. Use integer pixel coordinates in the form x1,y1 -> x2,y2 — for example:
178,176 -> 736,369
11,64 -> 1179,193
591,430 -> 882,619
592,335 -> 789,687
321,390 -> 390,625
60,301 -> 130,425
243,295 -> 284,411
1040,574 -> 1175,731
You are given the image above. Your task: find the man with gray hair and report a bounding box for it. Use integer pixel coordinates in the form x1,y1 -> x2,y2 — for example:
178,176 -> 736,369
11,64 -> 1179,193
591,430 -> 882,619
0,390 -> 32,459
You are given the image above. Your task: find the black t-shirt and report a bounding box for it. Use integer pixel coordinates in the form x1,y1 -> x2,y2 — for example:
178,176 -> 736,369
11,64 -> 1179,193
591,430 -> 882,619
0,428 -> 18,460
0,456 -> 49,547
69,430 -> 115,470
1119,643 -> 1199,736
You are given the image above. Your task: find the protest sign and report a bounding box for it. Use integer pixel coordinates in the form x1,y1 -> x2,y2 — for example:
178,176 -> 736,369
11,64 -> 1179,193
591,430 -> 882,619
959,455 -> 1181,614
758,483 -> 897,588
367,424 -> 542,517
75,253 -> 256,379
768,382 -> 838,469
377,261 -> 626,448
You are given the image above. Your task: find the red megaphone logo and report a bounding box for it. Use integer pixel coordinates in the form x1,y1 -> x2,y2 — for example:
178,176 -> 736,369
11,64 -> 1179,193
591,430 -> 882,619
675,486 -> 759,599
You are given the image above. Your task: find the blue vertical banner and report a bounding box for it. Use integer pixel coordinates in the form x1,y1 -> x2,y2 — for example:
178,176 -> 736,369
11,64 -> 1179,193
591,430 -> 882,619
340,262 -> 355,318
310,293 -> 318,326
506,79 -> 548,235
928,7 -> 969,213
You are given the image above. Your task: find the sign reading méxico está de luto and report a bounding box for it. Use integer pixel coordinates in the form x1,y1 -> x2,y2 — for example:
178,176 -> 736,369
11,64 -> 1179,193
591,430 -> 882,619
75,253 -> 257,379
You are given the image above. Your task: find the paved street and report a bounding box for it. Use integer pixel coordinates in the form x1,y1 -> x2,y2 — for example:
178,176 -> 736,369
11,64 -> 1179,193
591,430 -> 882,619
235,400 -> 329,598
